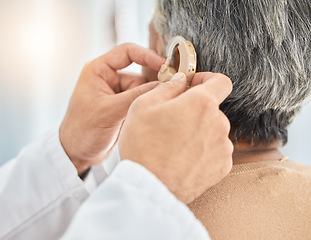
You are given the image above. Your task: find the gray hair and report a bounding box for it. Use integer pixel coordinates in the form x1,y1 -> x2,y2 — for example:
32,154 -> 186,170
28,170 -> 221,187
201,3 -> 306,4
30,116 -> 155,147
154,0 -> 311,145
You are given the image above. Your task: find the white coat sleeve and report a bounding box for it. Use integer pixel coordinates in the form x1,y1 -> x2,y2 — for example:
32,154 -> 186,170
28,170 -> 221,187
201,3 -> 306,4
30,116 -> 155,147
62,160 -> 211,240
0,128 -> 101,240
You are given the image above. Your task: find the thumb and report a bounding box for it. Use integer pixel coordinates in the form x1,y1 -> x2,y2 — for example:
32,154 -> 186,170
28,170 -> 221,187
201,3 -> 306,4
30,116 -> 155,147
111,81 -> 159,118
143,73 -> 187,104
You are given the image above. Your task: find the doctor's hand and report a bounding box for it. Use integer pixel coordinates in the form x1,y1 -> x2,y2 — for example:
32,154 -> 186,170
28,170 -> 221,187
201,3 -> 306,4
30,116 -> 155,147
119,72 -> 233,204
60,43 -> 163,176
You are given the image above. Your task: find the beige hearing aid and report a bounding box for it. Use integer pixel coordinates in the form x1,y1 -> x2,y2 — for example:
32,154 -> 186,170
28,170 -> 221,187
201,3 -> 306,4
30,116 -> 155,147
158,36 -> 197,87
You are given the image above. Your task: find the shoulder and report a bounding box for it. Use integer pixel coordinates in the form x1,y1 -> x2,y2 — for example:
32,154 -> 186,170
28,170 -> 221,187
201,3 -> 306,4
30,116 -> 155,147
189,160 -> 311,239
280,160 -> 311,173
229,160 -> 311,178
201,160 -> 311,201
263,160 -> 311,182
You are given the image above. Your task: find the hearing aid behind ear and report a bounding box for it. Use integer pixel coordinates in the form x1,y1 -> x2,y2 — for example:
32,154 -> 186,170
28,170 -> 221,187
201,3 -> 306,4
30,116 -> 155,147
158,36 -> 197,87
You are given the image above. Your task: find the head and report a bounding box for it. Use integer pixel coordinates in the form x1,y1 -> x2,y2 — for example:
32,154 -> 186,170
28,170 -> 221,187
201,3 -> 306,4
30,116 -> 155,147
149,0 -> 311,146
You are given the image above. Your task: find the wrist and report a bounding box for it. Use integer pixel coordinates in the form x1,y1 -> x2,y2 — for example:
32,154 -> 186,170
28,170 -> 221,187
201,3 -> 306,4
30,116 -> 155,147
59,124 -> 91,177
71,160 -> 91,178
60,142 -> 91,177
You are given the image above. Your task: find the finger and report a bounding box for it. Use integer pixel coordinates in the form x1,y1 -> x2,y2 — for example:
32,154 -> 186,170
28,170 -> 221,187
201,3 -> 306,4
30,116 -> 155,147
118,73 -> 148,93
189,73 -> 233,104
191,72 -> 218,87
111,81 -> 159,118
99,43 -> 164,71
141,73 -> 187,104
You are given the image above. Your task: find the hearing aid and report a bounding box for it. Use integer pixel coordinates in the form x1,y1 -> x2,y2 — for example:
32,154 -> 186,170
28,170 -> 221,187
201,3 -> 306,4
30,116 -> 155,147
158,36 -> 197,87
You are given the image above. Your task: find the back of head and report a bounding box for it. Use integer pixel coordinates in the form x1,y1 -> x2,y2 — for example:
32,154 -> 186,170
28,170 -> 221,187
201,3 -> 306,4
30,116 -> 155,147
154,0 -> 311,145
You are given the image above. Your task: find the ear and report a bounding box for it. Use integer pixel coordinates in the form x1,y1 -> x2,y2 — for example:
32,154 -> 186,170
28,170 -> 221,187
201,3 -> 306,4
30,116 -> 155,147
142,20 -> 166,82
149,20 -> 166,57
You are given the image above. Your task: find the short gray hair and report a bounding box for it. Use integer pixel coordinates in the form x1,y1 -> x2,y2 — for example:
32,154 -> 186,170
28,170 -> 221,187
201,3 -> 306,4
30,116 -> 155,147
154,0 -> 311,145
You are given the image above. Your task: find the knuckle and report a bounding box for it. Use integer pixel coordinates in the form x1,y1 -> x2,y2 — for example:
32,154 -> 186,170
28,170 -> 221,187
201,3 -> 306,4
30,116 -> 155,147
192,88 -> 218,105
120,42 -> 137,50
132,86 -> 144,99
208,72 -> 232,91
217,73 -> 233,90
220,154 -> 233,176
81,61 -> 93,74
91,59 -> 100,70
218,113 -> 231,134
224,139 -> 234,156
202,94 -> 218,111
228,140 -> 234,155
92,61 -> 109,77
214,72 -> 229,80
222,159 -> 233,176
211,72 -> 223,78
189,89 -> 218,108
83,61 -> 91,69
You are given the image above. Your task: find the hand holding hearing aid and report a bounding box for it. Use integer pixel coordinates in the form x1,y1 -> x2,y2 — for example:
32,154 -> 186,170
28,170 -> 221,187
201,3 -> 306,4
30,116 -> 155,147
60,38 -> 233,201
60,43 -> 163,176
119,70 -> 233,204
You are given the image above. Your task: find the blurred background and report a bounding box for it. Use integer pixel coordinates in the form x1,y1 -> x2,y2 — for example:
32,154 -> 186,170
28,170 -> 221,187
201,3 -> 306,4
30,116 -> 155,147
0,0 -> 310,166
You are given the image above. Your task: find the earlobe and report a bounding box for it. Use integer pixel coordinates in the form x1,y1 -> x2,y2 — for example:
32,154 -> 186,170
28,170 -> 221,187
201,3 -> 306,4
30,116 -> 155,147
149,20 -> 166,57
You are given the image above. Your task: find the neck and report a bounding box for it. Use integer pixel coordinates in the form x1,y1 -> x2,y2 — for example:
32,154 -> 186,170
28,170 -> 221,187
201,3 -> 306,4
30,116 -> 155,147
232,141 -> 284,165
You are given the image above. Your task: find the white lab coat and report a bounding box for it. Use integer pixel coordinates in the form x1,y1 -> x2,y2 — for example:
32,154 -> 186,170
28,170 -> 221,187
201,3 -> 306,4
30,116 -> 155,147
0,128 -> 210,240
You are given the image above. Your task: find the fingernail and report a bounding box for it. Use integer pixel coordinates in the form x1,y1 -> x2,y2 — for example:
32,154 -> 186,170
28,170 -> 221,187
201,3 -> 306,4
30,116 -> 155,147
170,72 -> 186,82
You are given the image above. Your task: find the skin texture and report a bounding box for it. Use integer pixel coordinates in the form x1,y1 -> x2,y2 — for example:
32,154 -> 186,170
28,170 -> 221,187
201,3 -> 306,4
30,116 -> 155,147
119,72 -> 234,204
60,43 -> 164,176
